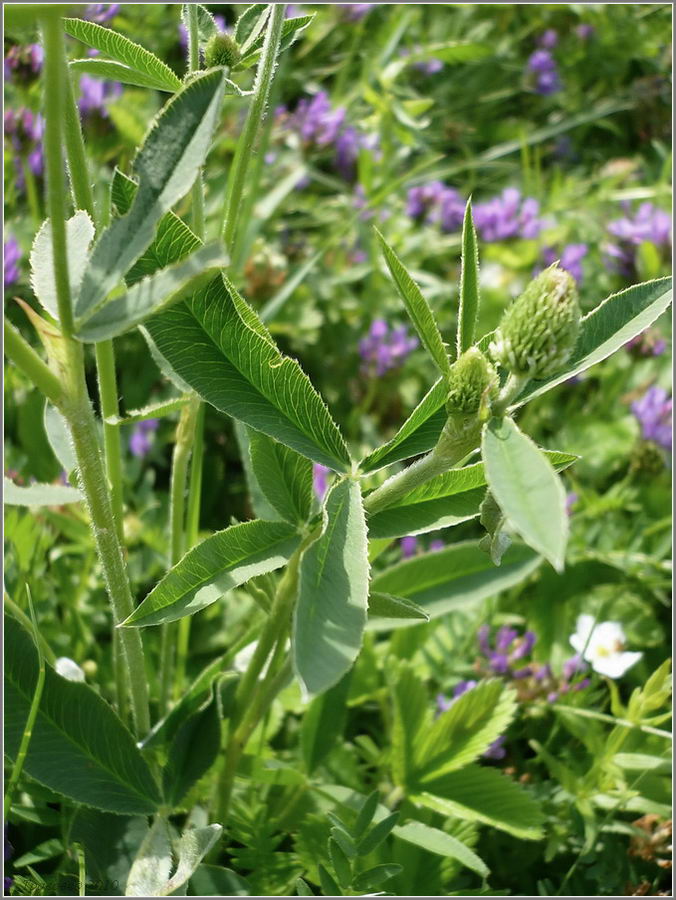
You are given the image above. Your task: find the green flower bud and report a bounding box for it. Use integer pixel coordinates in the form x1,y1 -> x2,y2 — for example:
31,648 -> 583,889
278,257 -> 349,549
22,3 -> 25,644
490,264 -> 581,379
445,347 -> 499,416
204,33 -> 241,69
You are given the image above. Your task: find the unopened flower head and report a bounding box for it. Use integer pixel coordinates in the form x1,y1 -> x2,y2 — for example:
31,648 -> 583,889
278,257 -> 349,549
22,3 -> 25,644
205,32 -> 241,68
490,264 -> 581,379
569,614 -> 642,678
445,347 -> 498,417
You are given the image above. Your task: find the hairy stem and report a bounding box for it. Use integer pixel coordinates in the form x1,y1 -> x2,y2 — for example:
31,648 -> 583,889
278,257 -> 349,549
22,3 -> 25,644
221,4 -> 286,251
39,13 -> 150,736
159,395 -> 200,714
4,319 -> 64,407
363,416 -> 482,515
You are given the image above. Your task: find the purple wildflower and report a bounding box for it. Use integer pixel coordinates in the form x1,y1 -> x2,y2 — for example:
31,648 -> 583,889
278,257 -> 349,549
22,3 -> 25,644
574,677 -> 591,691
406,181 -> 464,231
359,319 -> 418,376
430,539 -> 445,552
400,535 -> 418,559
436,693 -> 452,714
4,237 -> 21,289
537,29 -> 558,49
341,4 -> 375,22
631,386 -> 672,453
603,241 -> 636,278
312,463 -> 330,502
4,43 -> 43,83
565,492 -> 579,515
129,419 -> 159,459
483,735 -> 507,760
625,329 -> 667,358
83,4 -> 120,24
78,74 -> 122,118
575,24 -> 595,40
542,243 -> 588,283
526,49 -> 562,95
5,108 -> 44,177
478,625 -> 537,675
608,202 -> 672,248
473,188 -> 544,242
562,654 -> 586,680
453,679 -> 478,698
546,690 -> 559,703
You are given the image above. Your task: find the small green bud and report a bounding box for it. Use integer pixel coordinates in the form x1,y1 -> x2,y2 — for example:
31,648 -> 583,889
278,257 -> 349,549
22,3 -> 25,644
204,33 -> 241,69
490,264 -> 581,379
445,347 -> 499,416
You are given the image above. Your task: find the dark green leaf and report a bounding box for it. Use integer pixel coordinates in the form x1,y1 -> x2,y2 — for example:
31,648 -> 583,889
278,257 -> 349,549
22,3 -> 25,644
144,274 -> 352,471
123,519 -> 300,627
354,790 -> 380,839
357,812 -> 399,855
236,15 -> 314,69
69,57 -> 175,91
235,4 -> 270,49
5,617 -> 161,815
360,378 -> 447,473
375,228 -> 451,377
393,821 -> 488,878
249,429 -> 313,525
352,864 -> 402,892
328,837 -> 352,889
162,687 -> 221,806
181,3 -> 219,46
318,863 -> 341,897
74,69 -> 225,319
190,864 -> 252,897
457,199 -> 480,356
301,672 -> 352,774
369,541 -> 541,629
63,18 -> 181,91
293,480 -> 369,696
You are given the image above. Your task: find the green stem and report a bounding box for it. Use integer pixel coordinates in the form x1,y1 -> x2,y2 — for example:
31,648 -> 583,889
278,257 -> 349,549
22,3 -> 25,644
4,593 -> 45,816
220,3 -> 286,251
4,319 -> 64,407
21,156 -> 42,227
5,594 -> 56,665
159,396 -> 200,714
61,52 -> 96,218
41,13 -> 75,337
555,704 -> 672,741
39,13 -> 150,737
364,416 -> 482,515
494,372 -> 529,417
187,4 -> 206,239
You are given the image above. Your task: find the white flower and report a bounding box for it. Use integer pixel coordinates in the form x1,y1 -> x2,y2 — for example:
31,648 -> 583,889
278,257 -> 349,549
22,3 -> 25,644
569,614 -> 642,678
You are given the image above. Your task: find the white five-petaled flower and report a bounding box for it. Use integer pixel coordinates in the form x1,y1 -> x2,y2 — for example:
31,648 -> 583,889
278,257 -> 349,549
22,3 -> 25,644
569,614 -> 642,678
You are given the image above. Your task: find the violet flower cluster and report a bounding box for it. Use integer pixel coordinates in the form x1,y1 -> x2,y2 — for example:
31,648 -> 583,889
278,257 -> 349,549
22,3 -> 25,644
406,183 -> 544,242
4,43 -> 43,84
525,29 -> 563,95
631,386 -> 672,454
341,4 -> 375,22
400,535 -> 444,559
276,91 -> 377,181
625,328 -> 667,358
605,202 -> 672,277
78,75 -> 122,118
312,463 -> 330,502
541,243 -> 588,283
129,419 -> 159,459
4,237 -> 21,289
4,108 -> 44,186
358,319 -> 419,376
83,4 -> 120,24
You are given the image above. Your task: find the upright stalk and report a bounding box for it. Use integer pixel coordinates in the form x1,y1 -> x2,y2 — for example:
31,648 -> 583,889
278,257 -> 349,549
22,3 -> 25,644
159,395 -> 200,714
60,44 -> 129,719
39,12 -> 150,736
187,4 -> 206,238
220,3 -> 286,252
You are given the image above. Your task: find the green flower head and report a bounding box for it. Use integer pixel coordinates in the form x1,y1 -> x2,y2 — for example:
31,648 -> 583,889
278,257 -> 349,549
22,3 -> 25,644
490,264 -> 581,379
205,33 -> 242,69
446,347 -> 499,417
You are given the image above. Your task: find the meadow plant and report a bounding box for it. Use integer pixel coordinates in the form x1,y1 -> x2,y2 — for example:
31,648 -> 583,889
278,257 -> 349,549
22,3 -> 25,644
3,4 -> 672,897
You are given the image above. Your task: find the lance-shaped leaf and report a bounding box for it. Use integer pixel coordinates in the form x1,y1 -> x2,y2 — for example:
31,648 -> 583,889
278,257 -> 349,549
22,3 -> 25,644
367,450 -> 577,539
393,822 -> 488,878
482,417 -> 567,571
235,4 -> 270,49
412,765 -> 545,841
76,243 -> 226,341
360,378 -> 448,473
69,58 -> 176,91
105,396 -> 189,426
248,429 -> 313,525
375,228 -> 451,378
235,14 -> 314,69
414,680 -> 517,781
123,519 -> 300,627
293,480 -> 369,696
369,541 -> 541,630
515,277 -> 672,407
63,18 -> 181,92
144,274 -> 352,471
162,687 -> 221,806
5,617 -> 161,815
74,69 -> 225,320
30,211 -> 95,321
181,3 -> 219,46
368,592 -> 429,621
457,199 -> 480,356
4,478 -> 82,506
